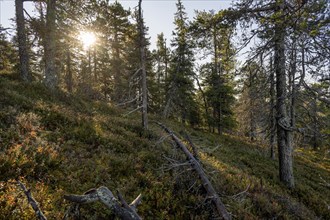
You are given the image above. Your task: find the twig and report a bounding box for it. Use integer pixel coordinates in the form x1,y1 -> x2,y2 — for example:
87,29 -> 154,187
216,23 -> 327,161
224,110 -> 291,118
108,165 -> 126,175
155,134 -> 172,145
123,106 -> 142,117
117,191 -> 141,218
319,176 -> 330,188
162,155 -> 190,171
17,181 -> 47,220
129,194 -> 142,212
229,184 -> 251,199
116,95 -> 140,107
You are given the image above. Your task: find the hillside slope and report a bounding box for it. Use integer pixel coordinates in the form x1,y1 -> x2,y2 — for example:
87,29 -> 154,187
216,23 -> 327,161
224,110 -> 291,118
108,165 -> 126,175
0,73 -> 329,219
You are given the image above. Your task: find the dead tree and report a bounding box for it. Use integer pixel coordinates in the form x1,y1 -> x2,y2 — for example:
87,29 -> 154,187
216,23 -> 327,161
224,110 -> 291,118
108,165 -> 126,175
64,186 -> 142,220
156,122 -> 231,220
138,0 -> 148,129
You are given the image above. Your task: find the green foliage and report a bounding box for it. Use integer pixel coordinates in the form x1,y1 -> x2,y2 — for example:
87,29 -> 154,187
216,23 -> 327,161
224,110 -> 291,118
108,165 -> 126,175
0,29 -> 17,73
0,74 -> 329,219
164,0 -> 199,125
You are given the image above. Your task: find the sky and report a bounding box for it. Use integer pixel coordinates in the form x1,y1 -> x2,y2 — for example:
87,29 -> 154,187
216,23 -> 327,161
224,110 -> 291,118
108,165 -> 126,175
0,0 -> 235,49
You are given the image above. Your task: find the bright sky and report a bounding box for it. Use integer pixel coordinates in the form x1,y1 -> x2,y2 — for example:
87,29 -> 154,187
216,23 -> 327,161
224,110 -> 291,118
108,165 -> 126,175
0,0 -> 234,49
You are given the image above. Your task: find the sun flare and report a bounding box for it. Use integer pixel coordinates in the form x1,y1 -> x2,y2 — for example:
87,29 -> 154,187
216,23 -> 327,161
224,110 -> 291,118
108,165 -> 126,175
79,31 -> 96,49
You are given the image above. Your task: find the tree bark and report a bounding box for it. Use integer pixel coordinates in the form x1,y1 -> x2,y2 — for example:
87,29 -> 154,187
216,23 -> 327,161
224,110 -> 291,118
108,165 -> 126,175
94,47 -> 97,82
64,186 -> 142,220
15,0 -> 32,82
138,0 -> 148,129
269,56 -> 276,160
44,0 -> 58,89
274,2 -> 294,188
65,46 -> 73,93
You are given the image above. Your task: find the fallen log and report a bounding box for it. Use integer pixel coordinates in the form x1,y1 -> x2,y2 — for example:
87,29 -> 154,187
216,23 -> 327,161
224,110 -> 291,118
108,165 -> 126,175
64,186 -> 142,220
156,122 -> 231,220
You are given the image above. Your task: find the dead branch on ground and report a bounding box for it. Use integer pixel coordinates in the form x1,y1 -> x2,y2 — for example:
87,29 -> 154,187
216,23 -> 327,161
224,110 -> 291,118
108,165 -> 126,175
17,181 -> 47,220
155,122 -> 231,220
64,186 -> 142,220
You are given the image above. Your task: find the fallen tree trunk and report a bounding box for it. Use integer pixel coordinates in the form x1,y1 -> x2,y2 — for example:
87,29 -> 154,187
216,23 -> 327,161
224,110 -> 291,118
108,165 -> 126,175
64,186 -> 142,220
156,122 -> 231,220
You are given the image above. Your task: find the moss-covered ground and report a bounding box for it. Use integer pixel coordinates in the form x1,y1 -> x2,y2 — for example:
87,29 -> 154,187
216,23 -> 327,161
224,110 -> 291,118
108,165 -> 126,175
0,73 -> 329,219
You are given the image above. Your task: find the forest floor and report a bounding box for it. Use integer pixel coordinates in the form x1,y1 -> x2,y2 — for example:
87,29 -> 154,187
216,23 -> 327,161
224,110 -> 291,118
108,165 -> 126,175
0,72 -> 329,219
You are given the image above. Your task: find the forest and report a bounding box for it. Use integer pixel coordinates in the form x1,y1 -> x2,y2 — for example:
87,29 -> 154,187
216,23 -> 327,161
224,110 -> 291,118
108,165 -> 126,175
0,0 -> 329,219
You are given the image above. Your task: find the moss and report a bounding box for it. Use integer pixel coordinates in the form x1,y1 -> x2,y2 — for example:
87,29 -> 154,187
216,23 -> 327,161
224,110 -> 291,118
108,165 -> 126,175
0,74 -> 329,219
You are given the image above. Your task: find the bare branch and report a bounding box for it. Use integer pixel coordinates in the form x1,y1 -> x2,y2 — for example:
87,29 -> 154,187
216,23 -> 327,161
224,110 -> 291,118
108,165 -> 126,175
229,184 -> 251,199
123,106 -> 142,117
64,186 -> 142,220
116,95 -> 141,107
17,181 -> 47,220
129,194 -> 142,212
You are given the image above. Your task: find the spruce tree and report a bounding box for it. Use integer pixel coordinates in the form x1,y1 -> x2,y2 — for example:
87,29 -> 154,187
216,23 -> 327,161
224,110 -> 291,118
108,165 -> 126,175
165,0 -> 199,125
191,11 -> 236,133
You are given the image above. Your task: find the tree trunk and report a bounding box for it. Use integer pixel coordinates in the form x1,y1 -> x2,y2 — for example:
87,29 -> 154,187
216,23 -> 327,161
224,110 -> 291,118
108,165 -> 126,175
269,56 -> 276,160
44,0 -> 58,89
274,3 -> 294,188
139,0 -> 148,129
88,48 -> 92,80
66,46 -> 73,93
113,31 -> 121,101
94,47 -> 97,82
312,96 -> 319,150
289,39 -> 297,151
249,69 -> 256,141
194,74 -> 211,132
15,0 -> 32,82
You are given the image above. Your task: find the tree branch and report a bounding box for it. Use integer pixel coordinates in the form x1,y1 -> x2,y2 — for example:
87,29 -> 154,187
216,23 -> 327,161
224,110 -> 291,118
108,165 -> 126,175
155,122 -> 231,220
17,181 -> 47,220
64,186 -> 142,220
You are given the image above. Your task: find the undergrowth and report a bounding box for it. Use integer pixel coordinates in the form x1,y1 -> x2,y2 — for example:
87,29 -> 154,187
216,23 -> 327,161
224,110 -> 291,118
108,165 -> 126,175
0,73 -> 329,219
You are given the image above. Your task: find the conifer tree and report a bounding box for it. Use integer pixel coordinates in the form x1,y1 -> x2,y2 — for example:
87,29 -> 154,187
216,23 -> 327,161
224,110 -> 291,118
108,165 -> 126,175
191,11 -> 236,133
164,0 -> 199,125
152,33 -> 170,112
236,61 -> 268,141
0,29 -> 17,72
